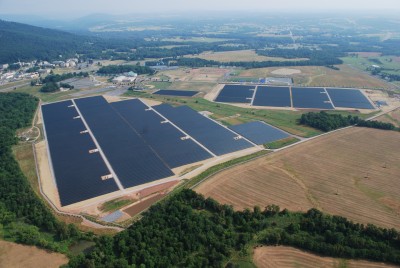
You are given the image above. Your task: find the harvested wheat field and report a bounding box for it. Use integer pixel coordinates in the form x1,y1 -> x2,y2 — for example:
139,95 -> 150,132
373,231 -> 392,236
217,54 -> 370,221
196,127 -> 400,229
253,246 -> 398,268
0,240 -> 68,268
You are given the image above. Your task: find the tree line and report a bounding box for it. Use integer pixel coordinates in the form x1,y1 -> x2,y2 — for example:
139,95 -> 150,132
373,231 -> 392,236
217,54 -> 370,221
300,111 -> 396,132
38,72 -> 88,93
65,189 -> 400,268
0,93 -> 83,252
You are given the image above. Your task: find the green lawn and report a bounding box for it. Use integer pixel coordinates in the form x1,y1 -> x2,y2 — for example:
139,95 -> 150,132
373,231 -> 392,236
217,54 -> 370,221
264,137 -> 300,149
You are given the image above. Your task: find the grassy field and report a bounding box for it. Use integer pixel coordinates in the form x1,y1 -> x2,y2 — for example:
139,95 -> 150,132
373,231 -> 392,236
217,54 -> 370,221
184,50 -> 308,63
238,65 -> 392,89
196,127 -> 400,229
376,108 -> 400,127
342,55 -> 400,75
99,198 -> 134,213
264,137 -> 300,149
253,246 -> 398,268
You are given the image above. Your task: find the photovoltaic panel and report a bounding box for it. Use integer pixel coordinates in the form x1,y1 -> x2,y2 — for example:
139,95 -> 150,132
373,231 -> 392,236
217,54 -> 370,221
253,86 -> 291,107
74,96 -> 174,189
153,90 -> 198,97
230,121 -> 290,145
292,87 -> 334,109
42,100 -> 119,206
215,85 -> 255,103
326,88 -> 374,109
110,99 -> 212,168
153,104 -> 254,155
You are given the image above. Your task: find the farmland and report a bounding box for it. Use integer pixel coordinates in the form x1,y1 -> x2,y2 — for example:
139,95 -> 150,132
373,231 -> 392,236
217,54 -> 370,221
184,50 -> 308,62
196,127 -> 400,229
0,240 -> 68,268
253,246 -> 398,268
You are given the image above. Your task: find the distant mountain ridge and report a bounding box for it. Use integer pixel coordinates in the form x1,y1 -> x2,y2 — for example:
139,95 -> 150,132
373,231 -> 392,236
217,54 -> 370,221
0,20 -> 91,64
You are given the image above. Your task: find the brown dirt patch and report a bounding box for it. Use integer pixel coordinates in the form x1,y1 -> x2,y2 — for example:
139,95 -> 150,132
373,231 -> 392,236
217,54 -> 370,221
197,128 -> 400,229
253,246 -> 397,268
0,240 -> 68,268
123,194 -> 165,216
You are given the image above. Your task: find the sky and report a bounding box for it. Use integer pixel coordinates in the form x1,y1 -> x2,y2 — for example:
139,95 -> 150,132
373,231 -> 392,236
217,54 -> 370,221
1,0 -> 400,17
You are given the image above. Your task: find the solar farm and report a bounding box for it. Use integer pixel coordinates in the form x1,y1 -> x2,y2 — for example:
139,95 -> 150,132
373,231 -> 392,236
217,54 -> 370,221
153,89 -> 199,97
42,96 -> 297,207
214,85 -> 375,110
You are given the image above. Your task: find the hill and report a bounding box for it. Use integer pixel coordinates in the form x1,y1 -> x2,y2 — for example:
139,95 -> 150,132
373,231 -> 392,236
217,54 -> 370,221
0,20 -> 92,63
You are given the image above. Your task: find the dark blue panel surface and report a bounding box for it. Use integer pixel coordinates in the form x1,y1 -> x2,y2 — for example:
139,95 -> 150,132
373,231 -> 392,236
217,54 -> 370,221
326,88 -> 374,109
74,96 -> 173,188
111,99 -> 212,168
215,85 -> 255,103
230,121 -> 290,145
42,101 -> 119,206
153,104 -> 253,155
253,86 -> 291,107
292,87 -> 334,109
153,90 -> 198,97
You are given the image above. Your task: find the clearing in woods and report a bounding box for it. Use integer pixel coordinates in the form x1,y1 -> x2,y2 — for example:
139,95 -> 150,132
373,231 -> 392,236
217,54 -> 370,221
253,246 -> 398,268
196,127 -> 400,229
0,240 -> 68,268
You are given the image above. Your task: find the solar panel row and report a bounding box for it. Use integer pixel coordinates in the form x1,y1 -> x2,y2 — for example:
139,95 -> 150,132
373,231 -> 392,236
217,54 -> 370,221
110,99 -> 212,168
229,121 -> 290,145
215,85 -> 255,103
153,89 -> 199,97
74,96 -> 174,189
253,86 -> 291,107
326,88 -> 374,109
42,101 -> 119,206
153,104 -> 254,155
215,85 -> 374,110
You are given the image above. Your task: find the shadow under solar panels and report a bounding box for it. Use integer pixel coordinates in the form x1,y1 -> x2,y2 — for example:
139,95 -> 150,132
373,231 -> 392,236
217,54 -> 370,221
153,90 -> 198,97
326,88 -> 375,109
215,85 -> 255,103
42,101 -> 119,206
74,96 -> 174,189
292,87 -> 334,109
153,104 -> 254,155
253,86 -> 291,107
111,99 -> 212,168
229,121 -> 290,145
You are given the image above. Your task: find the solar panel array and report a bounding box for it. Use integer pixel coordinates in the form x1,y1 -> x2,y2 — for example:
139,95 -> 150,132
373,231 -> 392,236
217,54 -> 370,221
42,101 -> 119,206
230,121 -> 291,145
253,86 -> 291,107
326,88 -> 375,109
74,96 -> 174,188
153,89 -> 199,97
291,87 -> 334,109
154,104 -> 254,155
215,85 -> 373,110
110,99 -> 212,168
215,85 -> 255,103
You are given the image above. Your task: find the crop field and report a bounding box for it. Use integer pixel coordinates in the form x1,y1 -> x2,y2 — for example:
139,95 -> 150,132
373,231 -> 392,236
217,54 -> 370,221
0,240 -> 68,268
253,246 -> 397,268
185,50 -> 307,62
196,127 -> 400,229
238,65 -> 392,89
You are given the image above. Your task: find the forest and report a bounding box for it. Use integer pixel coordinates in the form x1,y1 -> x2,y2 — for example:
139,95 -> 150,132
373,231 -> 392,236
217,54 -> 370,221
39,72 -> 88,93
0,93 -> 83,252
66,189 -> 400,268
300,111 -> 396,131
